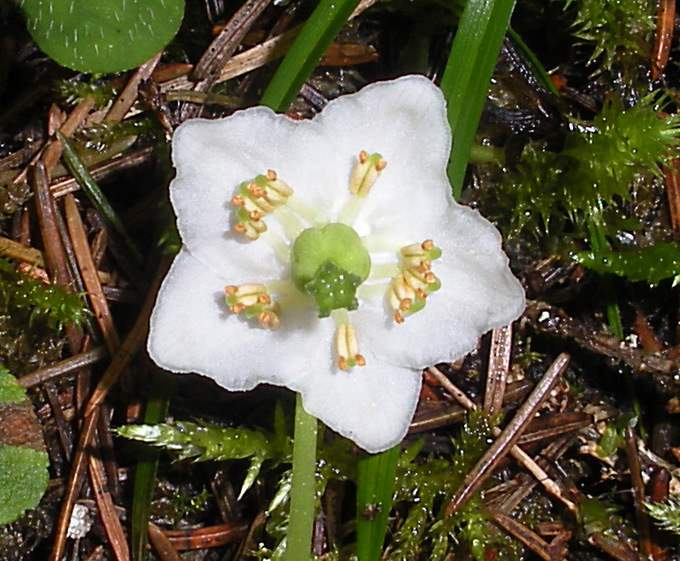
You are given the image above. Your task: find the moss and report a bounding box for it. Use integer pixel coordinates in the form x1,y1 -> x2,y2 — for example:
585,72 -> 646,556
0,367 -> 26,405
567,0 -> 655,68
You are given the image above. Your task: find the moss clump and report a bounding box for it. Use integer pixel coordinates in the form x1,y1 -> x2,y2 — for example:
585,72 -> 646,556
495,94 -> 680,241
567,0 -> 655,68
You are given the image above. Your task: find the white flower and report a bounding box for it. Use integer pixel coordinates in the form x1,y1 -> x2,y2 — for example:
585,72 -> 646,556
148,75 -> 525,453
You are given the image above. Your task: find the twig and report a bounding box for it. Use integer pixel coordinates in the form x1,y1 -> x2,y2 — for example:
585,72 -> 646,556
148,523 -> 183,561
484,324 -> 513,415
51,147 -> 155,199
19,347 -> 107,388
651,0 -> 676,80
443,353 -> 571,515
64,195 -> 121,354
0,235 -> 44,266
85,258 -> 170,417
624,427 -> 654,560
525,300 -> 679,380
492,511 -> 566,561
89,454 -> 130,561
106,53 -> 163,123
430,364 -> 577,513
163,523 -> 250,550
181,0 -> 273,120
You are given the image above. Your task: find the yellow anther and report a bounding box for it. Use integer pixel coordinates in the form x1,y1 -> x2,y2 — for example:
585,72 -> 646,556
350,150 -> 386,197
225,284 -> 280,330
388,240 -> 443,324
335,322 -> 365,371
232,171 -> 294,240
258,310 -> 280,330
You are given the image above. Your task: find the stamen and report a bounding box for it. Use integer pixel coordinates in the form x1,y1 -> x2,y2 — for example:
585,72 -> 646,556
224,284 -> 280,330
333,313 -> 366,371
349,150 -> 387,197
231,170 -> 293,240
387,240 -> 443,324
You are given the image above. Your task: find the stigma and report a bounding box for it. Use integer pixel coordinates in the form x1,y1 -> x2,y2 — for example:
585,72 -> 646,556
335,321 -> 366,371
389,240 -> 442,324
231,169 -> 293,240
224,284 -> 280,329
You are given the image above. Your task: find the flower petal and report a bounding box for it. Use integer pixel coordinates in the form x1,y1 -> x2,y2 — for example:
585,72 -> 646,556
356,205 -> 525,368
148,249 -> 420,453
296,356 -> 422,454
148,248 -> 333,390
313,75 -> 454,241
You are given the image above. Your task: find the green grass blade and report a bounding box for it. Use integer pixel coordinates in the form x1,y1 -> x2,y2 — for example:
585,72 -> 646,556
507,27 -> 559,95
440,0 -> 517,199
260,0 -> 360,112
356,446 -> 400,561
130,371 -> 175,561
59,133 -> 143,265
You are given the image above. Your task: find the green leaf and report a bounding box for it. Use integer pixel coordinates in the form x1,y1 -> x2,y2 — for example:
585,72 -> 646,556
440,0 -> 517,199
356,446 -> 400,561
21,0 -> 185,73
260,0 -> 360,112
0,446 -> 49,525
574,242 -> 680,286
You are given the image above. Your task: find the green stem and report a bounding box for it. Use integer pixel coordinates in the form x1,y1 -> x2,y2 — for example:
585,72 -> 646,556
285,394 -> 318,561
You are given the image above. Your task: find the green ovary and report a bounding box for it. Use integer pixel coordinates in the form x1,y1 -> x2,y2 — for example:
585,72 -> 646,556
291,223 -> 371,317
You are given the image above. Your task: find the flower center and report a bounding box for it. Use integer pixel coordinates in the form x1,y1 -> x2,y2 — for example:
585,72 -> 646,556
290,223 -> 371,317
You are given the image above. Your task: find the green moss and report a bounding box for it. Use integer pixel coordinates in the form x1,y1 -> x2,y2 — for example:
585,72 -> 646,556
567,0 -> 655,68
495,94 -> 680,241
0,259 -> 87,331
390,412 -> 518,561
0,367 -> 27,405
0,446 -> 49,526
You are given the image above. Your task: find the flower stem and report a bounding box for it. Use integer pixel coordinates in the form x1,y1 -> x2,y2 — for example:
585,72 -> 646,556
285,394 -> 318,561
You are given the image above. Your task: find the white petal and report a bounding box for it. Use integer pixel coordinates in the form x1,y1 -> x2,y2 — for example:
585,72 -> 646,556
356,205 -> 525,368
148,248 -> 333,390
312,75 -> 454,241
298,356 -> 422,454
148,250 -> 421,453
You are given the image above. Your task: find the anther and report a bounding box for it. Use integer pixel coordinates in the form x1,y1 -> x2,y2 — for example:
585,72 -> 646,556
232,171 -> 294,240
350,150 -> 386,197
225,284 -> 280,330
335,322 -> 366,371
388,240 -> 443,324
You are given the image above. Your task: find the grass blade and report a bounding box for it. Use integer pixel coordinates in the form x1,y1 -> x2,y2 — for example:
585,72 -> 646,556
260,0 -> 360,111
440,0 -> 517,199
58,133 -> 143,265
356,446 -> 400,561
130,370 -> 175,561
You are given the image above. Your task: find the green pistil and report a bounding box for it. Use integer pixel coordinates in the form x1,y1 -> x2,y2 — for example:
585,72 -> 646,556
291,223 -> 371,317
305,261 -> 361,317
